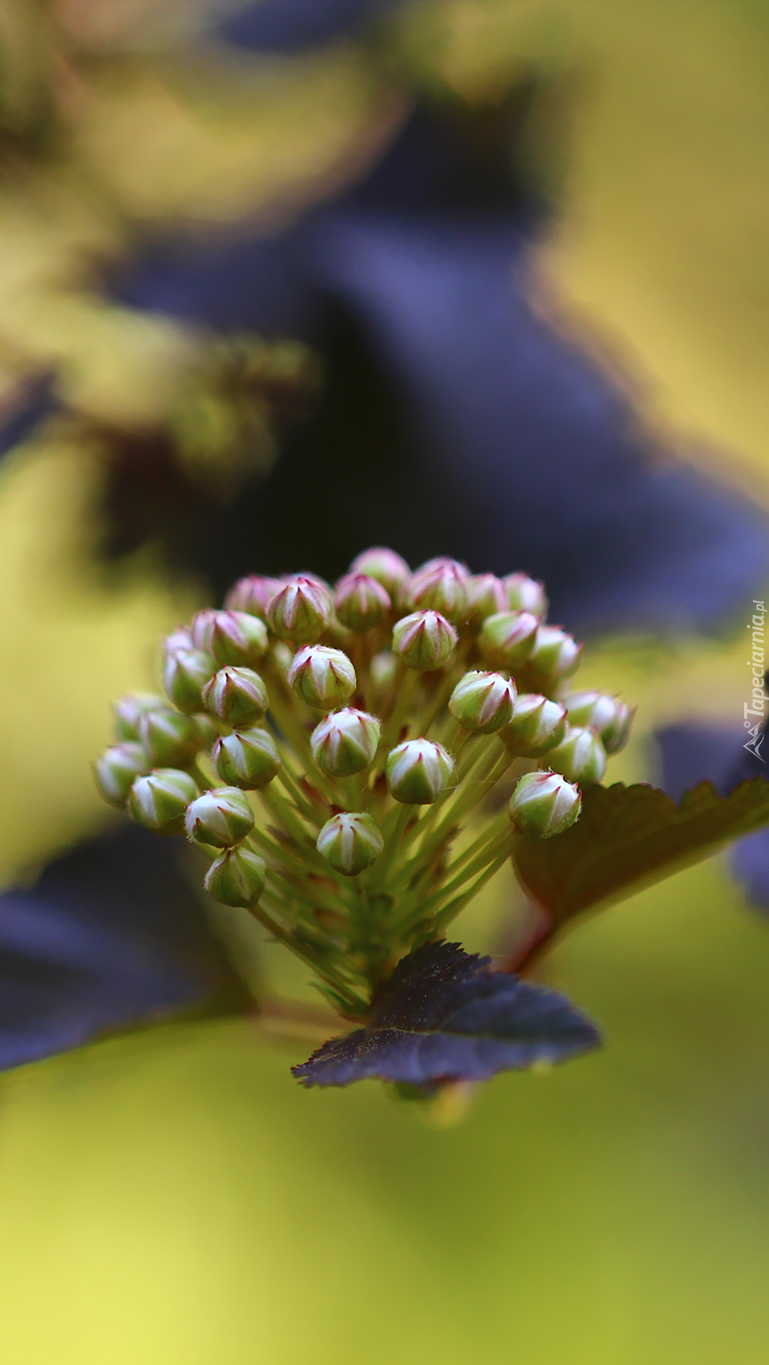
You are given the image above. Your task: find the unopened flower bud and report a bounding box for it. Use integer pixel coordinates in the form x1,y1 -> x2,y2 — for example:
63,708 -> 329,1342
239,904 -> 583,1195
370,651 -> 398,699
204,846 -> 266,907
501,693 -> 567,756
94,743 -> 150,808
564,691 -> 635,754
546,726 -> 606,786
502,574 -> 548,618
288,645 -> 356,710
478,611 -> 539,672
185,786 -> 255,847
386,738 -> 455,804
193,712 -> 219,750
409,558 -> 469,622
129,768 -> 199,835
311,708 -> 380,776
192,609 -> 268,667
449,671 -> 516,733
392,610 -> 457,670
163,648 -> 217,713
334,573 -> 391,631
523,626 -> 582,692
466,574 -> 508,623
349,547 -> 411,606
162,626 -> 193,660
212,727 -> 281,789
268,575 -> 332,643
114,693 -> 165,741
508,771 -> 581,838
139,709 -> 200,766
225,574 -> 282,619
202,666 -> 268,727
316,812 -> 384,875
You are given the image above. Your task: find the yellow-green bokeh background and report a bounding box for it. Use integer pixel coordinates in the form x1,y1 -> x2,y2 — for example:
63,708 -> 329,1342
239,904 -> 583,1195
1,1 -> 769,1360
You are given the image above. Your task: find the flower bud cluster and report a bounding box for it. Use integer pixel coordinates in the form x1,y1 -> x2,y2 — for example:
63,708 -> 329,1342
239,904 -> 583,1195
94,548 -> 635,1016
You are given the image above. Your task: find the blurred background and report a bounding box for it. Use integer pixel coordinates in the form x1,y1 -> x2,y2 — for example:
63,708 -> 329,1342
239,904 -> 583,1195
1,1 -> 769,1361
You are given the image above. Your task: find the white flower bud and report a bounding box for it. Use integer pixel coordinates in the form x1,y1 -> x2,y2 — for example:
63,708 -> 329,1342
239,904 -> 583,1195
466,573 -> 508,623
129,768 -> 199,835
225,574 -> 282,619
448,671 -> 516,733
191,609 -> 268,667
508,771 -> 581,838
409,558 -> 469,622
502,574 -> 548,618
310,708 -> 381,776
564,691 -> 635,754
202,666 -> 268,727
204,847 -> 267,907
94,743 -> 151,808
288,645 -> 356,711
114,692 -> 166,741
546,726 -> 607,786
268,575 -> 332,643
478,611 -> 539,672
523,626 -> 582,691
386,739 -> 456,804
349,547 -> 411,606
316,812 -> 384,875
334,573 -> 391,632
185,787 -> 255,847
212,727 -> 281,789
163,648 -> 217,713
139,709 -> 200,767
392,610 -> 457,671
501,693 -> 567,756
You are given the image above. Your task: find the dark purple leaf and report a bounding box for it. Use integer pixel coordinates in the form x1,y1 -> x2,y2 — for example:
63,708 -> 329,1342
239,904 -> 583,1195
292,941 -> 599,1087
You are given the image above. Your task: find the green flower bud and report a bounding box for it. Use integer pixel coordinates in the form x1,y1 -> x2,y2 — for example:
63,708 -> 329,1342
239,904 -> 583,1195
114,693 -> 166,742
502,574 -> 548,618
310,707 -> 381,776
523,626 -> 582,692
334,573 -> 391,631
193,712 -> 219,751
546,726 -> 607,786
268,575 -> 332,643
192,609 -> 269,667
386,738 -> 456,804
564,691 -> 635,754
163,648 -> 217,713
94,743 -> 151,808
162,626 -> 193,660
370,650 -> 398,698
128,768 -> 199,835
508,771 -> 581,838
466,573 -> 508,623
316,812 -> 384,876
478,611 -> 539,672
288,644 -> 357,710
448,671 -> 516,733
349,547 -> 411,606
225,574 -> 282,619
139,709 -> 200,766
409,558 -> 469,622
204,846 -> 267,907
212,727 -> 281,789
501,693 -> 567,756
185,786 -> 255,847
202,666 -> 268,727
392,610 -> 457,671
